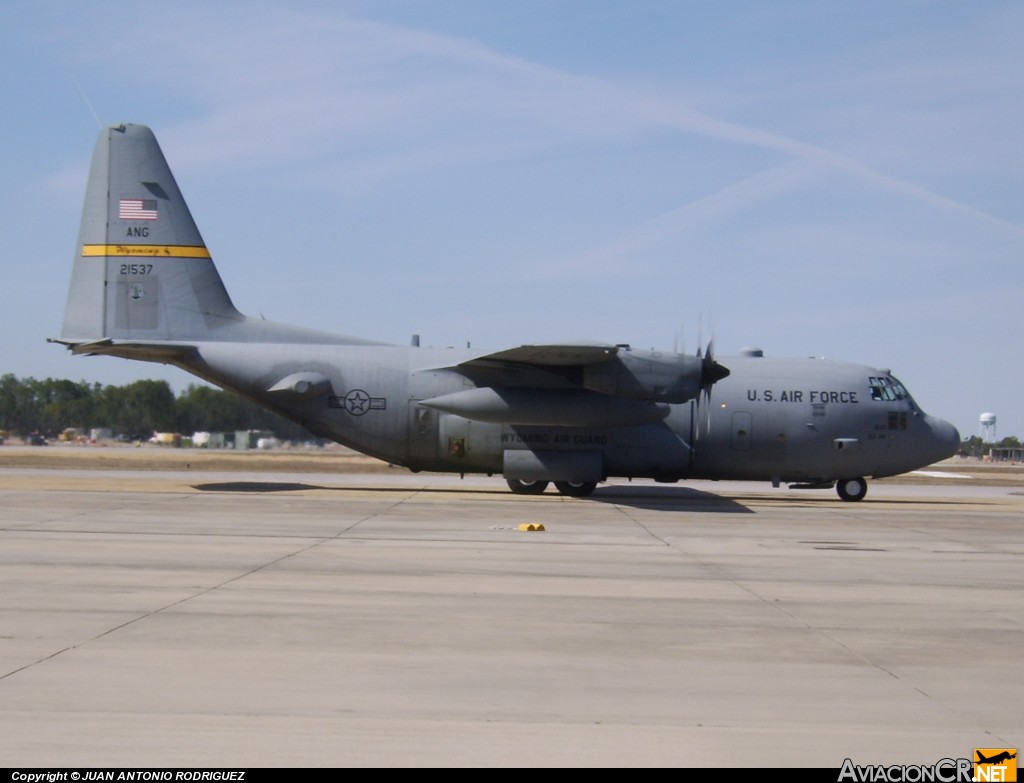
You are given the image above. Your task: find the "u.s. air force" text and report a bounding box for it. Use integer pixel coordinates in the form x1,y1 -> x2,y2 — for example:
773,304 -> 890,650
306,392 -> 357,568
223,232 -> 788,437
747,389 -> 860,404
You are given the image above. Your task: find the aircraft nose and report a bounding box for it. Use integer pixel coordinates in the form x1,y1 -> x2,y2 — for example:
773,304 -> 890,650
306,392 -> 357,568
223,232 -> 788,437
925,415 -> 960,461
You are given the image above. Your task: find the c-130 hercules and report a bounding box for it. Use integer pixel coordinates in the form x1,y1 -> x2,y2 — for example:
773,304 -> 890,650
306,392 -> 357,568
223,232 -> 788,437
53,124 -> 960,500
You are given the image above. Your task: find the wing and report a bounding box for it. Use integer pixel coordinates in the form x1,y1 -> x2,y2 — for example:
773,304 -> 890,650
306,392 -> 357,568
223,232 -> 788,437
458,342 -> 620,367
418,341 -> 727,427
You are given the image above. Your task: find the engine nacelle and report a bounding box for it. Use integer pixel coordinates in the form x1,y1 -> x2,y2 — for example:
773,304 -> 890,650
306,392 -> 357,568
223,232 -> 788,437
582,349 -> 705,403
419,386 -> 670,427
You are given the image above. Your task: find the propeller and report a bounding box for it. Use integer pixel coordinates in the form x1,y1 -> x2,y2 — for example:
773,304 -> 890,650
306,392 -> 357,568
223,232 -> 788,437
700,338 -> 730,389
695,337 -> 730,439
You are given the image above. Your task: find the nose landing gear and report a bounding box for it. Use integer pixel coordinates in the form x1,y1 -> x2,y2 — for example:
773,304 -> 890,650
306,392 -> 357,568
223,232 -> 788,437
836,477 -> 867,502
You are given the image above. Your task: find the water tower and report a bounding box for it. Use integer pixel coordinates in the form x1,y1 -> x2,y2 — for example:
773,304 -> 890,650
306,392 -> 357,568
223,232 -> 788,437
980,412 -> 997,443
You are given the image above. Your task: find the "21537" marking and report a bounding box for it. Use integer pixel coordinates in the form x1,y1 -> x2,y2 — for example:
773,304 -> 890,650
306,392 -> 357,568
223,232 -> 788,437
119,263 -> 154,275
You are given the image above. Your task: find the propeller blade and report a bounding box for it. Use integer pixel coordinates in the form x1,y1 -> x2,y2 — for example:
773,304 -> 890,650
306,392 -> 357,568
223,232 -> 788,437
700,339 -> 730,388
695,338 -> 729,439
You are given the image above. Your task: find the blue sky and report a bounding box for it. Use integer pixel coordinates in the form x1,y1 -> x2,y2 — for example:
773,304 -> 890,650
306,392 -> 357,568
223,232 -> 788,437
3,1 -> 1022,439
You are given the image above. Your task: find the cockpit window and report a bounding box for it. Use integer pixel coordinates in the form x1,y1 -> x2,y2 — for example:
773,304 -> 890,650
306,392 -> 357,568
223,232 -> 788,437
869,376 -> 910,402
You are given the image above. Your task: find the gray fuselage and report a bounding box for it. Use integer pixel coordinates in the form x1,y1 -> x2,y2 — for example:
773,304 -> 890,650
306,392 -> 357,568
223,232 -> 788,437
167,340 -> 958,486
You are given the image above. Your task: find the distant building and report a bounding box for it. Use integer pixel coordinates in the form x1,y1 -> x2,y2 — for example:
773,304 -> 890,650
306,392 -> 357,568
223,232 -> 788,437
988,447 -> 1023,463
234,430 -> 275,450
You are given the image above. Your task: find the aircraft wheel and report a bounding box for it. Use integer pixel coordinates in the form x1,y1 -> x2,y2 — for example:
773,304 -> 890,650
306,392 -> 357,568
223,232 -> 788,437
554,481 -> 597,497
506,479 -> 549,495
836,477 -> 868,502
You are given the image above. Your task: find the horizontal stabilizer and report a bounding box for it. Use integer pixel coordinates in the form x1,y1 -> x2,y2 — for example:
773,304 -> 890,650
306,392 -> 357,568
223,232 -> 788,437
48,337 -> 196,363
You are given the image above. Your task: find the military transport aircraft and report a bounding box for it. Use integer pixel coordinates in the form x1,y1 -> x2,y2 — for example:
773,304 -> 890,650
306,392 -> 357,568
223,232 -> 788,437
52,124 -> 960,500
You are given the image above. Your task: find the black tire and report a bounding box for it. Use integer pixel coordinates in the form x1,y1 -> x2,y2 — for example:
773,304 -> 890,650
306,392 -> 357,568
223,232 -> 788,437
554,481 -> 597,497
836,477 -> 868,502
506,479 -> 549,495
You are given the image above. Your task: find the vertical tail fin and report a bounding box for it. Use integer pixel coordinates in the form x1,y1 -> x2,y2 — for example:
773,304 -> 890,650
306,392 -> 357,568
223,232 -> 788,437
60,123 -> 242,343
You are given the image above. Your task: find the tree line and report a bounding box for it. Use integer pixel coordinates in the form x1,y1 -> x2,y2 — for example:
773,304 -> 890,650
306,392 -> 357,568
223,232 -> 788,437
959,434 -> 1021,455
0,374 -> 314,441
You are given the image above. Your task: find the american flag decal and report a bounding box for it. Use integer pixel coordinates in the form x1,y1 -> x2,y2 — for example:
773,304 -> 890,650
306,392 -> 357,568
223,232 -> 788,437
119,198 -> 158,220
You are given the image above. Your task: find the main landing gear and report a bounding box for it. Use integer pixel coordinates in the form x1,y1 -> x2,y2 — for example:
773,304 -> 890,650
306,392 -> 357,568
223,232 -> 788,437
836,477 -> 868,502
506,479 -> 548,495
553,481 -> 597,497
505,479 -> 598,497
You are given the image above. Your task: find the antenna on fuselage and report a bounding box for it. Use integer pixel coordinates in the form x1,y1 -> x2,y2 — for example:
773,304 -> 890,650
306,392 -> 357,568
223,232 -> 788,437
71,76 -> 102,130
